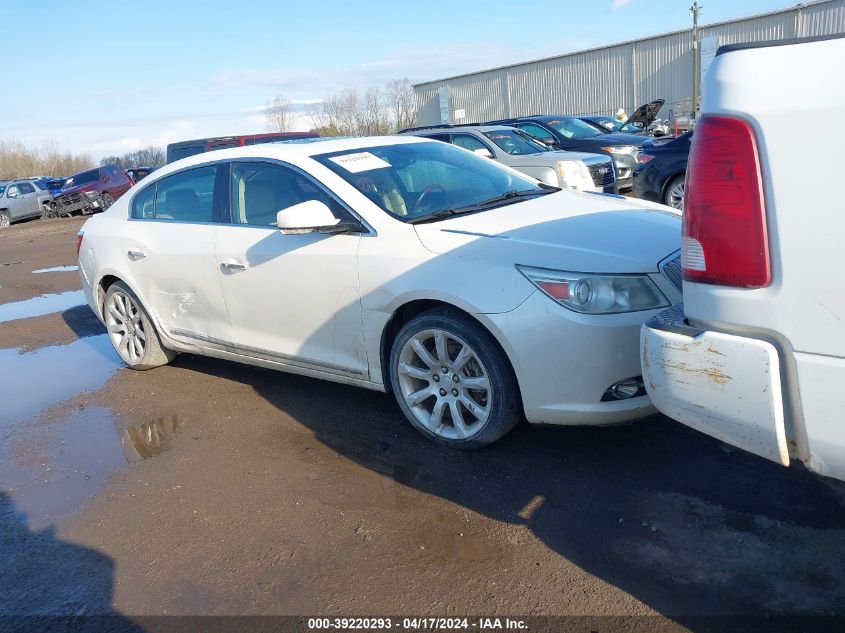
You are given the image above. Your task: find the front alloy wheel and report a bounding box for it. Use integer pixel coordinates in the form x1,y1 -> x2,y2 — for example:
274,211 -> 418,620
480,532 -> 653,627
390,309 -> 521,449
665,175 -> 685,210
397,329 -> 492,441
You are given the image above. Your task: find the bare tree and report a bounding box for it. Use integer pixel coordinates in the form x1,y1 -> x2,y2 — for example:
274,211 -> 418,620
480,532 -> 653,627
0,138 -> 94,179
385,78 -> 418,132
101,146 -> 165,169
265,94 -> 293,133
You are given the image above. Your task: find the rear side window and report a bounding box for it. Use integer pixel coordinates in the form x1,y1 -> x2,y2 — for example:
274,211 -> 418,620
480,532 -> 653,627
517,123 -> 556,144
167,144 -> 204,163
18,182 -> 36,194
451,134 -> 489,153
130,184 -> 156,219
137,165 -> 219,222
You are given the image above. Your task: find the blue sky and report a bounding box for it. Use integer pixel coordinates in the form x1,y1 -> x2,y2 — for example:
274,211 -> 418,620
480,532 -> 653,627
2,0 -> 798,159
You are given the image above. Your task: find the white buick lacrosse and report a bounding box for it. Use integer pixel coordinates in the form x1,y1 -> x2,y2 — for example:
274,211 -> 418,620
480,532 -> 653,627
78,136 -> 681,448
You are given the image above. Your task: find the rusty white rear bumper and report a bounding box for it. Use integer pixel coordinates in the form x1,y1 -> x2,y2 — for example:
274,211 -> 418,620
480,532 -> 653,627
640,304 -> 788,466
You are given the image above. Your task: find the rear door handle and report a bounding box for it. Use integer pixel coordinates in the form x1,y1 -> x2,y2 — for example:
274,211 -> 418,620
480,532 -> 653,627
221,261 -> 247,271
127,249 -> 146,260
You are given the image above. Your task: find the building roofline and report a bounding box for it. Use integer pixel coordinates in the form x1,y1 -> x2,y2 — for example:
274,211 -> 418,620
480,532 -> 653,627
413,0 -> 835,87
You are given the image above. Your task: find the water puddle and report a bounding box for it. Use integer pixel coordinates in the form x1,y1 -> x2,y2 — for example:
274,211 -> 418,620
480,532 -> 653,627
0,335 -> 121,430
0,290 -> 86,323
1,408 -> 181,529
32,265 -> 78,274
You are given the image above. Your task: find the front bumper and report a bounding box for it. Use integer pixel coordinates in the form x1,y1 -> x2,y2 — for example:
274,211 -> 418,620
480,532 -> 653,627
482,291 -> 662,426
47,192 -> 104,217
611,154 -> 638,191
641,304 -> 788,465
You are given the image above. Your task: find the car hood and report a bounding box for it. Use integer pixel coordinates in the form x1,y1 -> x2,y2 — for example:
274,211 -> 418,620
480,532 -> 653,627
413,190 -> 680,273
624,99 -> 665,129
507,150 -> 607,167
57,184 -> 92,197
585,132 -> 646,146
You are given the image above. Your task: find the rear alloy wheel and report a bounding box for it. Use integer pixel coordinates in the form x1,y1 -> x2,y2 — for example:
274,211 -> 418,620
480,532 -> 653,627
104,281 -> 175,370
390,309 -> 521,449
0,210 -> 9,228
664,174 -> 685,210
102,193 -> 114,210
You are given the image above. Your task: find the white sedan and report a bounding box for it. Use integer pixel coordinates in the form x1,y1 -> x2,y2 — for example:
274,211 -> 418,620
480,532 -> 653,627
78,136 -> 681,448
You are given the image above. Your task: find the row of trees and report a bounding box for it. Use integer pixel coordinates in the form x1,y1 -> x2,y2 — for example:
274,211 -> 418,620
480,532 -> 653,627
100,146 -> 166,170
0,139 -> 94,180
266,78 -> 418,137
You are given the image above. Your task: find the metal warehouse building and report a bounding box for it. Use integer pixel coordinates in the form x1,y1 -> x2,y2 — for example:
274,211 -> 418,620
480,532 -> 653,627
414,0 -> 845,126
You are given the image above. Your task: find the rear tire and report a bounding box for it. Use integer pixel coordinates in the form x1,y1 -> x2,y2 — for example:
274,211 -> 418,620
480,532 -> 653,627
389,308 -> 521,449
103,281 -> 175,370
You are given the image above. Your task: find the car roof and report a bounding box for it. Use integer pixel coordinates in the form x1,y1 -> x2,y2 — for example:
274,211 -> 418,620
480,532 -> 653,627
145,135 -> 434,181
406,124 -> 522,135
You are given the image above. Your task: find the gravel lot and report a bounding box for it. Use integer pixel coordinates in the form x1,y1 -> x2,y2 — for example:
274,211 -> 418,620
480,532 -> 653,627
2,217 -> 845,627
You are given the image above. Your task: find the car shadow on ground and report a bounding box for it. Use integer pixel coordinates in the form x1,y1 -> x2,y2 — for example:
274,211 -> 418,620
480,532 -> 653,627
61,304 -> 107,339
0,491 -> 142,630
172,353 -> 845,620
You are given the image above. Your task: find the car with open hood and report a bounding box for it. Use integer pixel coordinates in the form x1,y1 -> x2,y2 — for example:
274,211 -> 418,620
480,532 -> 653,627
579,99 -> 667,136
77,136 -> 681,448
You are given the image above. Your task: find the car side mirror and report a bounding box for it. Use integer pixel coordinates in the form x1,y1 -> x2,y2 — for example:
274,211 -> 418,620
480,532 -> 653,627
276,200 -> 361,235
473,148 -> 494,159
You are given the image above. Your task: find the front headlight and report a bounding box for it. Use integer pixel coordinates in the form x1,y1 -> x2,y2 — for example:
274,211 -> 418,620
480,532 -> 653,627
600,145 -> 637,155
517,266 -> 669,314
555,160 -> 593,191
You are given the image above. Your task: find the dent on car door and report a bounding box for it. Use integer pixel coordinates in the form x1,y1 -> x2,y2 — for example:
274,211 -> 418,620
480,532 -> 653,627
123,164 -> 233,345
215,160 -> 367,377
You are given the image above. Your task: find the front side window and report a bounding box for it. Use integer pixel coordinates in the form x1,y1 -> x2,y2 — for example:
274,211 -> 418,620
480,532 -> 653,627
482,130 -> 548,156
315,141 -> 547,222
517,123 -> 556,144
6,185 -> 19,197
18,182 -> 36,194
450,134 -> 490,153
153,165 -> 218,222
544,117 -> 603,140
230,162 -> 350,227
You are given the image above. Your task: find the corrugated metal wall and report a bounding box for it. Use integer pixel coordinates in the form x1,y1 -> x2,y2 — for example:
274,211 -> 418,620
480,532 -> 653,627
414,0 -> 845,125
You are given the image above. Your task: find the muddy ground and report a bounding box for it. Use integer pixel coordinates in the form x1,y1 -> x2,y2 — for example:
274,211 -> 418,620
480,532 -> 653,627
1,217 -> 845,629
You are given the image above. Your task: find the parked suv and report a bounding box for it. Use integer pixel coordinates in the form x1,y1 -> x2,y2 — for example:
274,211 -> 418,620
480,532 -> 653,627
399,124 -> 617,193
166,132 -> 320,164
46,165 -> 132,217
488,116 -> 645,190
0,179 -> 53,227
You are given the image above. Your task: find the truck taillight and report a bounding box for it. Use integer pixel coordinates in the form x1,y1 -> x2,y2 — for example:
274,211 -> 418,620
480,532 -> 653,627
682,116 -> 770,288
76,232 -> 84,257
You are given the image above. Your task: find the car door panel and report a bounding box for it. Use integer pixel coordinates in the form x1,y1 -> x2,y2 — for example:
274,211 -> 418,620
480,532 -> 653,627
216,228 -> 365,376
124,164 -> 232,346
215,160 -> 367,377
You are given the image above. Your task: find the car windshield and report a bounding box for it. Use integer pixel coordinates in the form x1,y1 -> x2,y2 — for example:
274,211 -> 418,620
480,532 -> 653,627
543,117 -> 604,139
482,130 -> 549,155
315,141 -> 550,222
64,169 -> 99,188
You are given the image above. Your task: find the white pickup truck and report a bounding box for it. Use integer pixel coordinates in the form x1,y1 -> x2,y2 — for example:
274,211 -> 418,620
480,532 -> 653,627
641,34 -> 845,481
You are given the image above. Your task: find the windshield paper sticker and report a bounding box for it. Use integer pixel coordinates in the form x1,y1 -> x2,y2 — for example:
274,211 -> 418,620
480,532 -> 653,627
329,152 -> 391,173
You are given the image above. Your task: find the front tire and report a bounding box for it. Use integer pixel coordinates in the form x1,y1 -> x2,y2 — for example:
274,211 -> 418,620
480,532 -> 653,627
0,210 -> 9,228
664,174 -> 685,210
389,308 -> 521,449
103,281 -> 175,370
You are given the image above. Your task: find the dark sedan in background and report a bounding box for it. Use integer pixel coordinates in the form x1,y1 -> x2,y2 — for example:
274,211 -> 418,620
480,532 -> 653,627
632,131 -> 691,209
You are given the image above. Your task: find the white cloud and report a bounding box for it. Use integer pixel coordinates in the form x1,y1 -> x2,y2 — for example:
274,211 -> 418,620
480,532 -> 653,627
612,0 -> 634,9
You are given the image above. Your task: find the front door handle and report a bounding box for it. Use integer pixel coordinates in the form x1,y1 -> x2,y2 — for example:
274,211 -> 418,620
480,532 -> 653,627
221,261 -> 247,271
127,249 -> 146,260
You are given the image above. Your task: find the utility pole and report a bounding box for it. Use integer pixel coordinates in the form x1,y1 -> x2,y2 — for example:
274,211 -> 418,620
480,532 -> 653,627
691,2 -> 702,120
